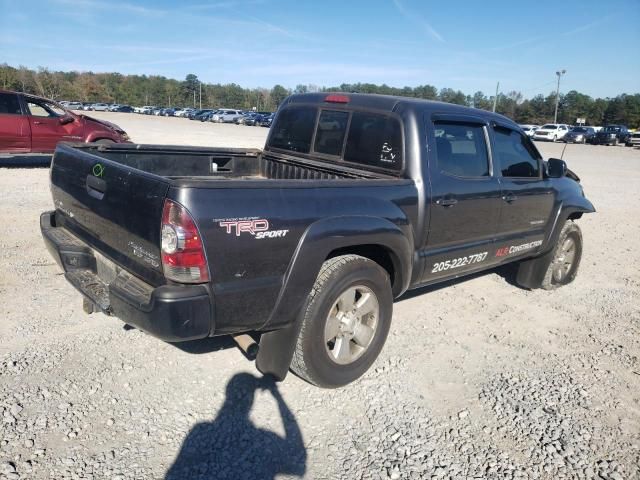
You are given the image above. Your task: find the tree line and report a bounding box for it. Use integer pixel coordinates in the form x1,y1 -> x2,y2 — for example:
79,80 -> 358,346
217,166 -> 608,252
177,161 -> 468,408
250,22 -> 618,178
1,64 -> 638,127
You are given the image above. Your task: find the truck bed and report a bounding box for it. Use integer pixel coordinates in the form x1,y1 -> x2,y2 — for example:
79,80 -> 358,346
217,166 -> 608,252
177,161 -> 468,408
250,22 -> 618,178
81,143 -> 388,181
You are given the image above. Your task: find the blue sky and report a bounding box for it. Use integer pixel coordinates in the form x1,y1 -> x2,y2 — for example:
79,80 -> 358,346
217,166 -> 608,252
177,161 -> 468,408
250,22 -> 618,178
1,0 -> 638,98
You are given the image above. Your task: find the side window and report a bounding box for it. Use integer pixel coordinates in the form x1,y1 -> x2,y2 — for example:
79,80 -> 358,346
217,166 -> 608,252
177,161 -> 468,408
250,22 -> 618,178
433,122 -> 489,177
27,101 -> 61,118
314,110 -> 348,156
493,126 -> 541,178
269,106 -> 317,153
344,112 -> 402,171
0,93 -> 22,115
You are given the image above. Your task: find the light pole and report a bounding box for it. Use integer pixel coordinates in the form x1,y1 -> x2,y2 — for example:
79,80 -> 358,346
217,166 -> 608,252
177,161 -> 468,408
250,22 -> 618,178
199,81 -> 202,110
554,69 -> 566,124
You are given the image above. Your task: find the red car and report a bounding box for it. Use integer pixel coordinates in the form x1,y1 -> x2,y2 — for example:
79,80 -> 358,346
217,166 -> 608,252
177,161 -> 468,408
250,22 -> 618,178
0,90 -> 130,154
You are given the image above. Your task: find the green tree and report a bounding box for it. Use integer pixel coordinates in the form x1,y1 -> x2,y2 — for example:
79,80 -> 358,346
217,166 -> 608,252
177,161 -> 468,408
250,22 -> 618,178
270,84 -> 289,107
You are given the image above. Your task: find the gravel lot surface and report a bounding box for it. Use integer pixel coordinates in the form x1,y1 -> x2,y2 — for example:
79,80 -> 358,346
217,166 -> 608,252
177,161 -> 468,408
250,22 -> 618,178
1,112 -> 639,480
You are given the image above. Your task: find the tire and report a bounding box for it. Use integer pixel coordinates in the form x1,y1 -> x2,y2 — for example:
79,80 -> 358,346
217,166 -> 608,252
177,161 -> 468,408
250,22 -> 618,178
540,221 -> 583,290
553,135 -> 558,142
290,255 -> 393,388
613,138 -> 619,146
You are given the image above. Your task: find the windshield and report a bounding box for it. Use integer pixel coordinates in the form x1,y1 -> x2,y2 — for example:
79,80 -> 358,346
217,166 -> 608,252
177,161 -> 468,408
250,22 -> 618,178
603,126 -> 621,132
541,124 -> 557,129
571,127 -> 587,132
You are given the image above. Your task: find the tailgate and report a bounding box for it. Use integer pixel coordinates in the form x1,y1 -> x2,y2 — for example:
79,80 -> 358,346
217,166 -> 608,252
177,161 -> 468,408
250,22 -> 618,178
50,144 -> 169,286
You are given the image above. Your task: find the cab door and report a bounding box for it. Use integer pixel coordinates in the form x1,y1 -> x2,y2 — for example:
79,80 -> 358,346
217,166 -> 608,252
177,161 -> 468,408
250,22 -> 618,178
490,124 -> 555,258
0,92 -> 31,153
25,98 -> 83,153
421,116 -> 502,282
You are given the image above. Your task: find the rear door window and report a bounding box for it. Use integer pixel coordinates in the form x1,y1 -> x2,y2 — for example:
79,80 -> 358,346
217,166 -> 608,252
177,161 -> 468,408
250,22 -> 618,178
433,122 -> 489,177
0,93 -> 22,115
344,112 -> 402,171
314,110 -> 349,156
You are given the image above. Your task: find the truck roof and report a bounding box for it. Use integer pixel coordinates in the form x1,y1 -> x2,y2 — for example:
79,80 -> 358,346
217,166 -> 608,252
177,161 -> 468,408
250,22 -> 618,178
284,92 -> 520,130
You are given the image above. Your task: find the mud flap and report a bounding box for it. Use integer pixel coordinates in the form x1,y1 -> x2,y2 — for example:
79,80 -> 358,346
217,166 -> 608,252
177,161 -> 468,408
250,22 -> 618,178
255,318 -> 304,381
515,248 -> 555,289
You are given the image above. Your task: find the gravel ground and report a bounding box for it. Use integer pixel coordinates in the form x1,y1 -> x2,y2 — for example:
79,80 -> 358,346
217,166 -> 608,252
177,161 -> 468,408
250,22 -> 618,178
1,113 -> 639,480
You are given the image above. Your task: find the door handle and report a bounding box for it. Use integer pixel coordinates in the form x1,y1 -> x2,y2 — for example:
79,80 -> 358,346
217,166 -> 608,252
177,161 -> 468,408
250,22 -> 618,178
502,193 -> 518,203
86,175 -> 106,200
33,121 -> 43,125
436,198 -> 458,207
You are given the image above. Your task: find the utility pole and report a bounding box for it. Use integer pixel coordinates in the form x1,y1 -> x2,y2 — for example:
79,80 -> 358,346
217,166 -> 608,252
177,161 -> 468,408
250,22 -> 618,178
554,69 -> 566,124
492,82 -> 499,112
193,90 -> 196,108
199,81 -> 202,109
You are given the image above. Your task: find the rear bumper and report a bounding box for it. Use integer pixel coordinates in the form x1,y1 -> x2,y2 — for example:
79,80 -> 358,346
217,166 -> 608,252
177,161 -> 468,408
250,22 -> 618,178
40,210 -> 213,342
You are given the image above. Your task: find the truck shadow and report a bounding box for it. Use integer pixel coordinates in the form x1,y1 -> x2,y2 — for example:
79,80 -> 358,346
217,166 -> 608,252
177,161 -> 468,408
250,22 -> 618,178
165,373 -> 306,480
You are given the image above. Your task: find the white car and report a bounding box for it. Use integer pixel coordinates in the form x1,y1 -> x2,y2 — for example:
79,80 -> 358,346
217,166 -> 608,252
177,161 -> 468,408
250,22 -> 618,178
519,124 -> 539,138
90,103 -> 110,111
66,102 -> 83,110
532,124 -> 569,142
210,109 -> 244,123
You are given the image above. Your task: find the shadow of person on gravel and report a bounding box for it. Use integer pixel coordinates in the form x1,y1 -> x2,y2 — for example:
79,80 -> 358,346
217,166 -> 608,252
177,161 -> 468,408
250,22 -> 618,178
165,373 -> 306,480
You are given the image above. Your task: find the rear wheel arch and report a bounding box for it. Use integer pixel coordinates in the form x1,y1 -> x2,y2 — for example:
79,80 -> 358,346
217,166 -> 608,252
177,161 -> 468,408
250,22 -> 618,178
326,244 -> 401,297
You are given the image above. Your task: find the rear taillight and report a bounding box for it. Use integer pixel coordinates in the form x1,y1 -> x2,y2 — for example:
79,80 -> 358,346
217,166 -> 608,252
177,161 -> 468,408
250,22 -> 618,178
161,199 -> 210,283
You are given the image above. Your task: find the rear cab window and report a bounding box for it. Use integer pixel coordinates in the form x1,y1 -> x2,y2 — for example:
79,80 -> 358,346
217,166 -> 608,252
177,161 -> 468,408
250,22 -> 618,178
269,105 -> 403,173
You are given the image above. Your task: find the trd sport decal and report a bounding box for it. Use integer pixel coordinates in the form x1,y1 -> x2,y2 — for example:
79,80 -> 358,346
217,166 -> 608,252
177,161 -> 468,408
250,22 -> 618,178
217,218 -> 289,239
495,240 -> 543,257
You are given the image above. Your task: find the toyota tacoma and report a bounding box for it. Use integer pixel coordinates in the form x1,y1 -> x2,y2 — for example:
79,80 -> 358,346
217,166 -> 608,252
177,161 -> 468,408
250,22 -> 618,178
40,93 -> 595,388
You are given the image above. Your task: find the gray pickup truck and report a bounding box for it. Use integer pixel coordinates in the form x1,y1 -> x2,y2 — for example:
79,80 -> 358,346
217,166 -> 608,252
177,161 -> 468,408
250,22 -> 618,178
41,93 -> 594,387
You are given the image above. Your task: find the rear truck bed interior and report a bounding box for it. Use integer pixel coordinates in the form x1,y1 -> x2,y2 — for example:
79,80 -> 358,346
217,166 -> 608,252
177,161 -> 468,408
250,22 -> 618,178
73,143 -> 392,181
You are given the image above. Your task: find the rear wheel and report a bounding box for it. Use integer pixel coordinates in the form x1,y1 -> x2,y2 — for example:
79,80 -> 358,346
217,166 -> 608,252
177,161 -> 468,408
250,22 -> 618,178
290,255 -> 393,388
541,221 -> 583,290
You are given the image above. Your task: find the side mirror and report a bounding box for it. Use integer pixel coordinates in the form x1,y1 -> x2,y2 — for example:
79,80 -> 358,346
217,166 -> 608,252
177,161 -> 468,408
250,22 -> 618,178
59,114 -> 75,125
547,158 -> 567,178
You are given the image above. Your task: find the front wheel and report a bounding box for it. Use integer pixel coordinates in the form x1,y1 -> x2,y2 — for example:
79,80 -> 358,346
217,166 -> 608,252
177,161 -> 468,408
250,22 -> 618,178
290,255 -> 393,388
541,221 -> 583,290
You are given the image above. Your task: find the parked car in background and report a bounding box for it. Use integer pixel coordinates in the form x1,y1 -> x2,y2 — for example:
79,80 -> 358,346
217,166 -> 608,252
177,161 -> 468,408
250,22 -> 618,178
593,125 -> 631,146
532,124 -> 569,142
107,104 -> 121,112
210,109 -> 244,123
66,102 -> 83,110
114,105 -> 134,113
139,106 -> 156,115
81,103 -> 93,111
193,109 -> 215,121
563,126 -> 596,144
160,107 -> 178,117
257,113 -> 274,127
0,89 -> 130,154
242,111 -> 271,126
188,109 -> 211,120
89,103 -> 110,112
173,108 -> 189,117
519,125 -> 538,137
626,131 -> 640,147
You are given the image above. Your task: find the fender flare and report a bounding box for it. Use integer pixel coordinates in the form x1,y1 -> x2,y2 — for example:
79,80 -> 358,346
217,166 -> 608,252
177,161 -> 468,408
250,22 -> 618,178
517,198 -> 595,289
256,215 -> 412,380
